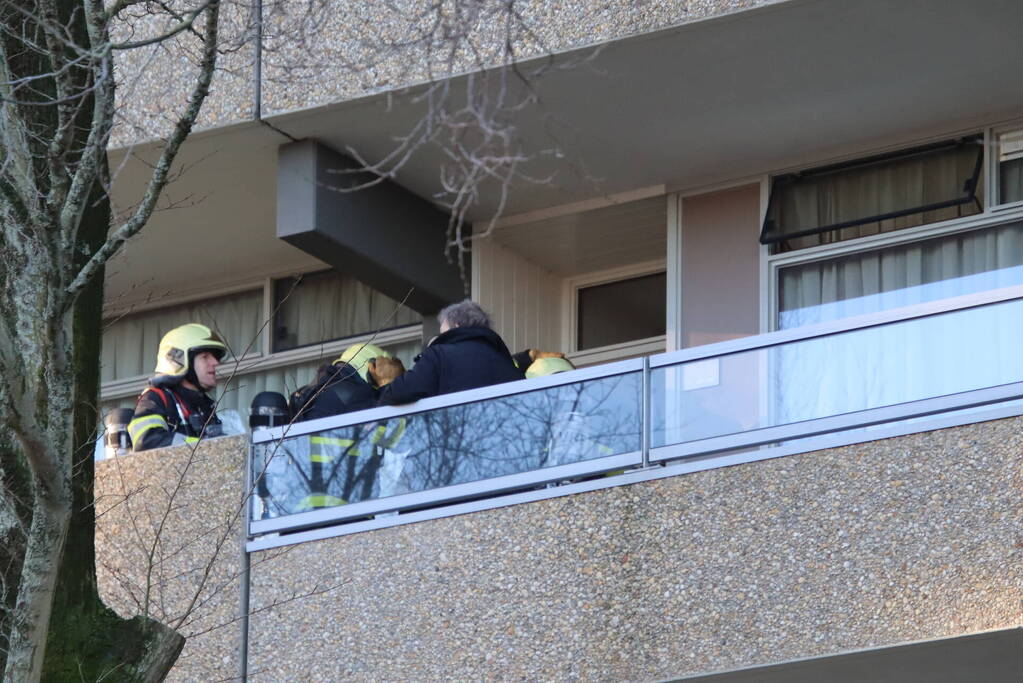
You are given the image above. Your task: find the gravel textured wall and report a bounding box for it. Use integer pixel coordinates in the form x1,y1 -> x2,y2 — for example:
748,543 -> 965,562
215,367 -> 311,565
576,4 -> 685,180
246,416 -> 1023,681
110,0 -> 774,145
95,435 -> 248,682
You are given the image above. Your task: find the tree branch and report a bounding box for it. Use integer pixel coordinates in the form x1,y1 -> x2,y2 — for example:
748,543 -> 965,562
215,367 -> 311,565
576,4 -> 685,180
111,1 -> 214,51
63,0 -> 221,307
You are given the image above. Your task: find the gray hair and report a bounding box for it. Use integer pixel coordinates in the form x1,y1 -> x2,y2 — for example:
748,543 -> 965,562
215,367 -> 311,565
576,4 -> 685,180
438,299 -> 491,329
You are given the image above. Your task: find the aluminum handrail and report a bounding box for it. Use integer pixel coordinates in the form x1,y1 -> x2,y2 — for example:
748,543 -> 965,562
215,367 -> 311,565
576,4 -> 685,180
250,451 -> 641,536
252,356 -> 643,443
649,282 -> 1023,368
649,379 -> 1023,461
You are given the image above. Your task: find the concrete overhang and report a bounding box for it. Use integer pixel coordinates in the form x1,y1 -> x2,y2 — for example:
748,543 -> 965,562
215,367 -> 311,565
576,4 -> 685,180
106,0 -> 1023,306
264,0 -> 1023,220
670,628 -> 1023,682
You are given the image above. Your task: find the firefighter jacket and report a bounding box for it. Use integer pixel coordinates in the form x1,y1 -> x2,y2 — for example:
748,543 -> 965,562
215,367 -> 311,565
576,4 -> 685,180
128,383 -> 222,452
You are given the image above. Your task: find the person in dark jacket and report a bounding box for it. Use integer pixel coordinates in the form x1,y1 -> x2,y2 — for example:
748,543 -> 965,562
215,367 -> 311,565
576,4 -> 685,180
288,343 -> 391,421
370,300 -> 524,404
128,323 -> 227,452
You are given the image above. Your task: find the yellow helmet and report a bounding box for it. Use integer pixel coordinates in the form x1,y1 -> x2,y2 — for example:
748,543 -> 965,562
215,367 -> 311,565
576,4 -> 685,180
154,323 -> 228,380
335,342 -> 391,383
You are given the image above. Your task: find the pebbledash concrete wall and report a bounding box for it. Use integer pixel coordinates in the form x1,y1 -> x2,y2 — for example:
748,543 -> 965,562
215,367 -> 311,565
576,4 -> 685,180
243,416 -> 1023,680
94,414 -> 1023,680
95,436 -> 247,682
110,0 -> 779,146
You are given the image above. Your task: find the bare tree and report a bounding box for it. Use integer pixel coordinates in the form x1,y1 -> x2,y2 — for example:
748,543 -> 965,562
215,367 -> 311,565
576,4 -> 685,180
0,1 -> 222,680
0,0 -> 591,680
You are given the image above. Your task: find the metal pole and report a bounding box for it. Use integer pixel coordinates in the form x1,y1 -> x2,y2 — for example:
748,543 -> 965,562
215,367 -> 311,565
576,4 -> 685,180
238,440 -> 255,681
641,355 -> 650,468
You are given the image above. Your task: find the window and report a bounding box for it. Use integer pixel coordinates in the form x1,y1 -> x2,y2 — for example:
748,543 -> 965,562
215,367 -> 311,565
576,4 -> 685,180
777,219 -> 1023,329
576,272 -> 666,351
766,127 -> 1023,332
762,136 -> 984,254
272,270 -> 420,352
997,129 -> 1023,205
101,289 -> 263,384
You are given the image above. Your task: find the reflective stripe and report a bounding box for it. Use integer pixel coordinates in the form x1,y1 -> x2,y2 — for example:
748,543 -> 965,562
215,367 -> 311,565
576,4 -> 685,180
299,494 -> 347,509
310,436 -> 354,447
371,419 -> 406,449
310,435 -> 361,457
127,415 -> 168,443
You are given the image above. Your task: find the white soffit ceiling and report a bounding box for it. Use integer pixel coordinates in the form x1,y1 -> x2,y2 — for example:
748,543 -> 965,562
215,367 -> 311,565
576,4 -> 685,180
490,194 -> 667,276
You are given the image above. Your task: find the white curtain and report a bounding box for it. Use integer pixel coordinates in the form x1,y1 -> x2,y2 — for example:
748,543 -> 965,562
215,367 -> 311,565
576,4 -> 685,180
780,222 -> 1023,328
274,271 -> 420,351
775,144 -> 981,252
101,289 -> 264,383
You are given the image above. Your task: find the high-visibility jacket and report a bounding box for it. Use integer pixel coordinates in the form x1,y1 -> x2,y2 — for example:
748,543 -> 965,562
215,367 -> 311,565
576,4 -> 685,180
298,419 -> 407,510
128,383 -> 221,452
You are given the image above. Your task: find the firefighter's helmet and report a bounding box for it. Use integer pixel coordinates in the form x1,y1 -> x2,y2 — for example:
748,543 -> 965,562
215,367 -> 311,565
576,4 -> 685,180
154,323 -> 228,381
336,342 -> 392,383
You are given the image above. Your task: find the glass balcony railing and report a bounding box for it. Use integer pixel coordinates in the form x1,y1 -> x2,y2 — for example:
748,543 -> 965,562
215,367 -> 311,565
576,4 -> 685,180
651,291 -> 1023,457
250,284 -> 1023,541
250,361 -> 643,534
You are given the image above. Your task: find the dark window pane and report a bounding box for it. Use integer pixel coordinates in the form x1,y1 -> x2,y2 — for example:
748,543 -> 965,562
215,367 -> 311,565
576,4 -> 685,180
577,272 -> 666,350
273,270 -> 419,352
1000,158 -> 1023,205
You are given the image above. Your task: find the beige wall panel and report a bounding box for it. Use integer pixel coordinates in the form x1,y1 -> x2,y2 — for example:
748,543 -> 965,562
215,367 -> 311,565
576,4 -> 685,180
246,416 -> 1023,681
682,184 -> 762,347
473,238 -> 563,352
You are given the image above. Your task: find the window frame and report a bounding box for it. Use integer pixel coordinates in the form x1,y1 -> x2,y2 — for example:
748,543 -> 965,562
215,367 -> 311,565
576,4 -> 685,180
760,134 -> 984,248
761,122 -> 1023,331
991,119 -> 1023,212
564,259 -> 667,363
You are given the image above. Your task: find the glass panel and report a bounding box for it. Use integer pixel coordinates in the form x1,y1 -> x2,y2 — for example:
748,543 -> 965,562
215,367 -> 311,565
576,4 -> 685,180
273,270 -> 420,352
764,137 -> 983,253
653,295 -> 1023,448
778,220 -> 1023,329
577,272 -> 666,350
253,371 -> 642,519
998,129 -> 1023,204
101,289 -> 263,383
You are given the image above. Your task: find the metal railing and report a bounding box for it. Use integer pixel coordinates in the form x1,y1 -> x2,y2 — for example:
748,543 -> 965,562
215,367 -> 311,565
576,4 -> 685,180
248,284 -> 1023,546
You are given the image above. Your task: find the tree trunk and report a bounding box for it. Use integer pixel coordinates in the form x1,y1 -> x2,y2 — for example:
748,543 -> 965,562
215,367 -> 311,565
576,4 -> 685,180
3,492 -> 71,683
36,172 -> 186,683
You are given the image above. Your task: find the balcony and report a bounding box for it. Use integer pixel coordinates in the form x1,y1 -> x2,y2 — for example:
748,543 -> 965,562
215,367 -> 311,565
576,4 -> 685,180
95,285 -> 1023,680
248,283 -> 1023,549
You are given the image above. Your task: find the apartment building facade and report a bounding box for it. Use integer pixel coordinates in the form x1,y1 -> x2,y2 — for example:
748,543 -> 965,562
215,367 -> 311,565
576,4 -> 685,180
96,0 -> 1023,679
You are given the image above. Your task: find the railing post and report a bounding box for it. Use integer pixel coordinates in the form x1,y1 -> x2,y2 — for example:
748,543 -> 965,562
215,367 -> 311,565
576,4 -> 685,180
239,439 -> 254,681
641,354 -> 651,468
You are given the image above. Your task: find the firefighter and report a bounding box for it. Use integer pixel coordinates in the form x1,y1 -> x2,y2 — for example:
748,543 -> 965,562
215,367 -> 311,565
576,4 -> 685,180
128,323 -> 228,452
291,342 -> 408,509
